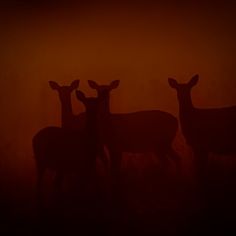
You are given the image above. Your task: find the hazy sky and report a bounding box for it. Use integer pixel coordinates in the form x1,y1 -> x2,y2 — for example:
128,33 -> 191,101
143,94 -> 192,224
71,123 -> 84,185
0,1 -> 236,158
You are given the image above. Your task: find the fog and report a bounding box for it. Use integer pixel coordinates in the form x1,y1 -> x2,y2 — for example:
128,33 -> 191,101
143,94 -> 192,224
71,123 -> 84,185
0,2 -> 236,227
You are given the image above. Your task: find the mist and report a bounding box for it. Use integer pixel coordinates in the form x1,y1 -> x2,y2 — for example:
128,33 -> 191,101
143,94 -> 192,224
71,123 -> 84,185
0,1 -> 236,234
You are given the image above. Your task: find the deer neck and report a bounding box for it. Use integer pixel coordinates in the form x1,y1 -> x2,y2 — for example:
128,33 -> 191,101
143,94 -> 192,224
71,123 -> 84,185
59,96 -> 73,128
85,115 -> 98,137
178,93 -> 195,121
98,95 -> 111,121
102,98 -> 110,114
97,97 -> 112,141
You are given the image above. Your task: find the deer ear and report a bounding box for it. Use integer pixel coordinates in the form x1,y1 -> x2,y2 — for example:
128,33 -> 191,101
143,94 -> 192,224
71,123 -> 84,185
49,81 -> 60,90
76,90 -> 86,103
70,80 -> 80,91
188,74 -> 199,87
88,80 -> 99,90
168,78 -> 178,88
109,80 -> 120,90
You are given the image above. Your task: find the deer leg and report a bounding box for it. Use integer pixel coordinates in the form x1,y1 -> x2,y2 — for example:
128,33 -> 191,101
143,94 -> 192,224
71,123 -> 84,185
109,150 -> 124,221
155,149 -> 169,176
193,148 -> 208,192
109,150 -> 122,197
36,164 -> 45,211
167,147 -> 182,174
99,145 -> 110,173
52,172 -> 63,207
110,151 -> 122,182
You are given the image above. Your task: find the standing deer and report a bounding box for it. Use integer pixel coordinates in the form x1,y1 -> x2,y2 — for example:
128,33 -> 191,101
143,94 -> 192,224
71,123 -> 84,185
87,80 -> 180,181
49,79 -> 108,167
49,80 -> 84,129
168,74 -> 236,181
32,91 -> 103,206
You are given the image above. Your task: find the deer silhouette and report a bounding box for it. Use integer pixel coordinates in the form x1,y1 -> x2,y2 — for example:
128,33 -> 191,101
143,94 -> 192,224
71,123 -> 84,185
168,75 -> 236,180
88,80 -> 180,180
32,90 -> 103,206
49,79 -> 108,168
49,80 -> 84,129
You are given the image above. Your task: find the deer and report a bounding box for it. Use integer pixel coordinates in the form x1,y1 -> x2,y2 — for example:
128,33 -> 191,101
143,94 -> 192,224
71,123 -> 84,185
168,74 -> 236,182
32,90 -> 103,207
49,79 -> 84,129
49,79 -> 108,168
87,80 -> 181,182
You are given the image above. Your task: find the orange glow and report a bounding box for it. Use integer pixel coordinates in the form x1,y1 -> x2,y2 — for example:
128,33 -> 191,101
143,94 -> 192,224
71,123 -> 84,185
0,1 -> 236,195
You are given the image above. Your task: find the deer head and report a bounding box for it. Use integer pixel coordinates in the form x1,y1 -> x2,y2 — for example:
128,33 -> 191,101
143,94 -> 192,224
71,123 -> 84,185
168,75 -> 199,104
76,90 -> 101,119
87,80 -> 120,99
49,80 -> 80,100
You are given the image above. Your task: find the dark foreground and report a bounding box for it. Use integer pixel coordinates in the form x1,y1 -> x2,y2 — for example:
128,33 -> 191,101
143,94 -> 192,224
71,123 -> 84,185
1,156 -> 236,235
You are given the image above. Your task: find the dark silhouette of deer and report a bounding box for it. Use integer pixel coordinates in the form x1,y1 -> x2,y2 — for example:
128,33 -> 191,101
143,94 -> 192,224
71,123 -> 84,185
49,80 -> 85,129
88,80 -> 180,180
168,74 -> 236,180
49,79 -> 108,168
32,90 -> 103,206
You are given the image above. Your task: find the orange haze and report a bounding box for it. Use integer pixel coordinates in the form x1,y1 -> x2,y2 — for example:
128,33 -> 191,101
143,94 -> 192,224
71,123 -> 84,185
0,1 -> 236,184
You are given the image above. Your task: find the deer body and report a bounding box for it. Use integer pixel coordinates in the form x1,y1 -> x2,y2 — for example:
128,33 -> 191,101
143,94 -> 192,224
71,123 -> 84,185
49,80 -> 108,167
33,126 -> 97,174
88,80 -> 180,178
180,107 -> 236,155
33,91 -> 101,205
106,110 -> 177,153
169,75 -> 236,179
